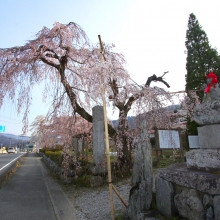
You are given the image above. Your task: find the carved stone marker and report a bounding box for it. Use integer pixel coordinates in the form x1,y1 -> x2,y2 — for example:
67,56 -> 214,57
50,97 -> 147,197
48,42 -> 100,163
127,122 -> 152,219
91,106 -> 106,174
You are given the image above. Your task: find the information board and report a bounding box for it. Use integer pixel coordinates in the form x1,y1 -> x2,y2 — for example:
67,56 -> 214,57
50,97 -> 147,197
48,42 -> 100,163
188,135 -> 200,149
158,130 -> 180,149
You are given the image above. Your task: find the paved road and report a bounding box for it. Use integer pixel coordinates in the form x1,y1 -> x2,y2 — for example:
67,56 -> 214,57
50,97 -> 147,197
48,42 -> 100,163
0,153 -> 76,220
0,153 -> 25,172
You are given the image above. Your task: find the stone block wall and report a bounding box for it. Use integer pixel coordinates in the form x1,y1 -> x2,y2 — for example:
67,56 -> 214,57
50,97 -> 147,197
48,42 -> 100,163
198,124 -> 220,149
155,163 -> 220,220
39,152 -> 76,183
186,149 -> 220,172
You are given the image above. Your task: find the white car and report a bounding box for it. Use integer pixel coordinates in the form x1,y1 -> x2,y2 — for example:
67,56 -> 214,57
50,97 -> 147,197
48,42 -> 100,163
8,147 -> 17,154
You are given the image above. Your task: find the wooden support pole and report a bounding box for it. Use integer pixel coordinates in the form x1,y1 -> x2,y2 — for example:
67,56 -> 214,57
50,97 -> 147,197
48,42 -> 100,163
98,35 -> 115,220
112,184 -> 128,208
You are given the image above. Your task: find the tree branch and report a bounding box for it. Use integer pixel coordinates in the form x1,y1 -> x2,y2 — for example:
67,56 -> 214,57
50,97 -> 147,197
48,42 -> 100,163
59,65 -> 116,137
124,72 -> 170,114
145,72 -> 170,88
40,57 -> 59,69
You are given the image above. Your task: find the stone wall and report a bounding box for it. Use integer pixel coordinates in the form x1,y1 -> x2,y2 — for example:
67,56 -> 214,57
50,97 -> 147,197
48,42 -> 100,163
39,152 -> 76,183
155,163 -> 220,220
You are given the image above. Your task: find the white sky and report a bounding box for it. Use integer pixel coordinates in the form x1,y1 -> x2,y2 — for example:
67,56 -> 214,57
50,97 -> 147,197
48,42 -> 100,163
0,0 -> 220,135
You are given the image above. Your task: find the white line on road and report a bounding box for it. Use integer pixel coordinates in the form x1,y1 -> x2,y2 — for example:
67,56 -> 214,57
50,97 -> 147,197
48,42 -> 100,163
0,154 -> 25,172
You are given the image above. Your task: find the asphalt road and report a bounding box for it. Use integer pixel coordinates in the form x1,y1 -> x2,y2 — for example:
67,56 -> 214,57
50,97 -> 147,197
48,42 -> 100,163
0,153 -> 25,172
0,153 -> 76,220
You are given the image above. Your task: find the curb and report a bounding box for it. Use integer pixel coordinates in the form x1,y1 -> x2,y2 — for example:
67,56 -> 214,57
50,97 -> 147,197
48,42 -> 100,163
39,158 -> 77,220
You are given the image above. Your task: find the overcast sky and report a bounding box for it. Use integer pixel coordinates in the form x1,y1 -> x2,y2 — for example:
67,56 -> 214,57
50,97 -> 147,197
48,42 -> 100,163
0,0 -> 220,135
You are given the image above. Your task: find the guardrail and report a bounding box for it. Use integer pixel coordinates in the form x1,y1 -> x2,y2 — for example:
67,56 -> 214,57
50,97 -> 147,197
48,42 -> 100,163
0,153 -> 27,188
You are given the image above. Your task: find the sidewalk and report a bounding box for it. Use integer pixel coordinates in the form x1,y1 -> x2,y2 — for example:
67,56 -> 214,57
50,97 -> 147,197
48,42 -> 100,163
0,153 -> 76,220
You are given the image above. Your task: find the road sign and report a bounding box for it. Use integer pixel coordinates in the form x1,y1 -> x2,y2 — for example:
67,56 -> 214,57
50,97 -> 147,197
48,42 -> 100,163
0,125 -> 6,132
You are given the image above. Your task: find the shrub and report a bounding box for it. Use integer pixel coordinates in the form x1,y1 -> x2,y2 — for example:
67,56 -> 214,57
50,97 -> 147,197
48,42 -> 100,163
40,147 -> 62,153
39,148 -> 49,154
74,175 -> 92,187
45,150 -> 63,166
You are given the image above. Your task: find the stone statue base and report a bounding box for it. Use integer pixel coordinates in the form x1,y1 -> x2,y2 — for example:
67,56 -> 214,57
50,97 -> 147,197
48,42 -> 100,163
198,124 -> 220,149
155,163 -> 220,219
186,149 -> 220,172
185,124 -> 220,172
193,100 -> 220,125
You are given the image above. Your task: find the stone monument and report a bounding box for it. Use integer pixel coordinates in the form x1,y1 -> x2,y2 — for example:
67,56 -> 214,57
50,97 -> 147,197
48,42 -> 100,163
188,71 -> 220,171
127,122 -> 152,219
155,72 -> 220,220
91,105 -> 107,174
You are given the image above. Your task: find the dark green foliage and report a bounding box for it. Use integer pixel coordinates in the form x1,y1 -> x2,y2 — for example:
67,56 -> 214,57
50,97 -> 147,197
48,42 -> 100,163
39,147 -> 62,153
74,175 -> 92,187
186,117 -> 198,135
185,13 -> 220,134
45,150 -> 63,166
185,13 -> 220,100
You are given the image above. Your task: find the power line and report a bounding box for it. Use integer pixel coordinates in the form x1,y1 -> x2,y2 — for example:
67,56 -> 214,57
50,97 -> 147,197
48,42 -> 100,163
0,119 -> 22,125
0,115 -> 22,123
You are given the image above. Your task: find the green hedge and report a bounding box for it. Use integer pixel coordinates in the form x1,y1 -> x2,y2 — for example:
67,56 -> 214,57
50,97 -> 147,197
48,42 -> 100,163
39,147 -> 62,154
45,150 -> 63,166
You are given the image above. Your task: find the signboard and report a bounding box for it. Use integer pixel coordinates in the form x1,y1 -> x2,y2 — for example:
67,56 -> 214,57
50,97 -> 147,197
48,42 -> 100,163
0,125 -> 6,132
158,130 -> 180,149
188,135 -> 200,149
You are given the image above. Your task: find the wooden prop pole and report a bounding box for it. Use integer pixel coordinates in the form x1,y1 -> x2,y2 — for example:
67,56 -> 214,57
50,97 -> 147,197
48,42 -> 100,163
98,35 -> 115,220
112,184 -> 128,208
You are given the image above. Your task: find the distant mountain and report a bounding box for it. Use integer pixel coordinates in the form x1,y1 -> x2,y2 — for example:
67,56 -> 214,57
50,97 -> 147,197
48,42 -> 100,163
111,116 -> 136,129
111,104 -> 182,130
0,133 -> 30,147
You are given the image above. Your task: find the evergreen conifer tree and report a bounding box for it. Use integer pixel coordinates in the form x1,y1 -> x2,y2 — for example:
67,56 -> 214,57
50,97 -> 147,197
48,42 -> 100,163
185,13 -> 220,134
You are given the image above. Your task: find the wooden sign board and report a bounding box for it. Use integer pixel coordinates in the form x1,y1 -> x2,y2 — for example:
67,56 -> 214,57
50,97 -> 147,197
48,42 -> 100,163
158,130 -> 180,149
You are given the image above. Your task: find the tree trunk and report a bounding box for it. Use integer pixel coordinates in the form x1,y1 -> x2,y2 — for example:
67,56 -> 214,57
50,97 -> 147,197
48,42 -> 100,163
116,111 -> 132,171
59,67 -> 116,137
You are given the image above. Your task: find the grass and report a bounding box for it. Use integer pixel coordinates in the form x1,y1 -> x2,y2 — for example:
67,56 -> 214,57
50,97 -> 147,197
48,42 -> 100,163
152,148 -> 185,168
73,174 -> 92,187
115,214 -> 125,220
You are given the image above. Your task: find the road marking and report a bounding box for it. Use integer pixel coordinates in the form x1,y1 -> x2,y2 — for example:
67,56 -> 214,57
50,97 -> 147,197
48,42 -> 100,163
0,154 -> 25,172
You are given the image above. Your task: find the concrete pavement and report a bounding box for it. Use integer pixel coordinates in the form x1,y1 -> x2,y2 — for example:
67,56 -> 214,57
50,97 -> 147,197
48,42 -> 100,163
0,153 -> 77,220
